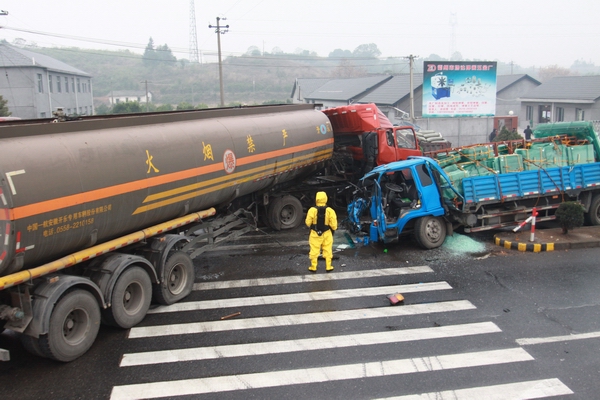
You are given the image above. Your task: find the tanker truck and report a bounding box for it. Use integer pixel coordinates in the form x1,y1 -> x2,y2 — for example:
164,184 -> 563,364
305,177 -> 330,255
0,104 -> 338,362
0,102 -> 427,362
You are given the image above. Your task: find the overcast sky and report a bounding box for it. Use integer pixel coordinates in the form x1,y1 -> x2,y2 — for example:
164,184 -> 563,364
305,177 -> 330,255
0,0 -> 598,69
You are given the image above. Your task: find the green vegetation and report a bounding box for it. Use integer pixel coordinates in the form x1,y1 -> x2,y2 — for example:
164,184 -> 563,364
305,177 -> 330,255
0,95 -> 11,116
493,126 -> 522,142
555,202 -> 584,234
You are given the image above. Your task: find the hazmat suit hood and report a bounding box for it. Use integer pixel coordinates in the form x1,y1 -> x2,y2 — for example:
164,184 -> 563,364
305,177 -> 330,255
315,191 -> 328,206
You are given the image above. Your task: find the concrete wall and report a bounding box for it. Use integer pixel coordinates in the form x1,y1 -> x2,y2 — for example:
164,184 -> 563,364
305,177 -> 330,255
416,117 -> 494,147
520,101 -> 600,129
0,66 -> 93,119
496,79 -> 539,125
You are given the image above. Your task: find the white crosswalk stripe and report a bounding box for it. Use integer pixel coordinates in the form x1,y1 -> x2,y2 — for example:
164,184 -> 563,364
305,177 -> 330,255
377,378 -> 573,399
121,321 -> 501,367
149,281 -> 452,314
129,300 -> 476,338
193,266 -> 434,290
110,348 -> 533,400
114,267 -> 574,399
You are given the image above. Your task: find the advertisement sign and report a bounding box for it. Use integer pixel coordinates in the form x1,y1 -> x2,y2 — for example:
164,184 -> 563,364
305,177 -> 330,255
422,61 -> 497,118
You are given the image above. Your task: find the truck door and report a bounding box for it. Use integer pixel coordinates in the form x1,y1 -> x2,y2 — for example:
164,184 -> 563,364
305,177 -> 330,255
393,127 -> 421,161
414,163 -> 443,213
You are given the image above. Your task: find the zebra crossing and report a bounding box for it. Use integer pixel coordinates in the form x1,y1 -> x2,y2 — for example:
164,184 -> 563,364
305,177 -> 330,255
111,266 -> 573,399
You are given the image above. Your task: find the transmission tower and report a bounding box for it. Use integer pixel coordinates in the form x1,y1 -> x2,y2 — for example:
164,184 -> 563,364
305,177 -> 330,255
189,0 -> 199,63
449,12 -> 457,59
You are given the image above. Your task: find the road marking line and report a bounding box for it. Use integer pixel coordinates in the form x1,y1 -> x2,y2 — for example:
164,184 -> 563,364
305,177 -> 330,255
376,378 -> 573,399
110,348 -> 533,400
194,266 -> 434,290
150,281 -> 452,314
120,321 -> 500,367
517,330 -> 600,346
128,300 -> 475,338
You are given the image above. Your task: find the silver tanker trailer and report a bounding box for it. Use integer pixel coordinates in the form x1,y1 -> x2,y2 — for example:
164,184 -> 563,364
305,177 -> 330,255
0,104 -> 333,361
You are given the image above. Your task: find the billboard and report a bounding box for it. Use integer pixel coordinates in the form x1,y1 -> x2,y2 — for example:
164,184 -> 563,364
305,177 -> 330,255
422,61 -> 497,118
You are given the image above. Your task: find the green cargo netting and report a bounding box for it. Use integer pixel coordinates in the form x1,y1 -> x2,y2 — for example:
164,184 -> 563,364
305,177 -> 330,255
533,121 -> 600,161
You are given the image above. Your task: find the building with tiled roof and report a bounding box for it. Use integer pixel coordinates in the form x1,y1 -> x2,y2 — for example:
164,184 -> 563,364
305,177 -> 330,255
520,75 -> 600,124
0,44 -> 94,119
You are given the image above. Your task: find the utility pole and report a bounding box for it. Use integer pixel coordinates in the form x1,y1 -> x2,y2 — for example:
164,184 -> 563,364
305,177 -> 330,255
406,54 -> 418,125
209,17 -> 229,107
140,80 -> 149,112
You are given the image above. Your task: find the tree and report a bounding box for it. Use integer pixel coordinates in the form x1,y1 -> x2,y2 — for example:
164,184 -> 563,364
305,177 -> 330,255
555,202 -> 584,234
328,48 -> 353,58
331,59 -> 367,79
538,65 -> 572,82
143,37 -> 156,67
143,38 -> 176,68
353,43 -> 381,58
111,101 -> 142,114
0,95 -> 11,116
245,46 -> 261,56
493,126 -> 521,142
176,102 -> 194,110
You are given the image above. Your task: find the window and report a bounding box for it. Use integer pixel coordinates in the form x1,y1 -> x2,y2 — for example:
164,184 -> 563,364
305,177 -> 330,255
65,77 -> 69,93
40,112 -> 46,118
396,129 -> 416,149
71,77 -> 75,92
576,108 -> 585,121
57,76 -> 62,93
77,78 -> 81,93
67,108 -> 71,114
526,106 -> 533,122
539,105 -> 551,123
49,75 -> 53,93
37,74 -> 43,93
556,107 -> 564,122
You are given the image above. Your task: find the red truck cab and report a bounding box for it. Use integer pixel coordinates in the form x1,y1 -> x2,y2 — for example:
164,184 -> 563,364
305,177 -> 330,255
322,104 -> 422,174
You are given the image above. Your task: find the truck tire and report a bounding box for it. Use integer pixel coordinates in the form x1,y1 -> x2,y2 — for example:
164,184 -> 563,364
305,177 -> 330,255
39,289 -> 101,362
21,334 -> 46,358
584,194 -> 600,226
414,216 -> 447,249
268,195 -> 303,230
102,266 -> 152,328
153,251 -> 195,305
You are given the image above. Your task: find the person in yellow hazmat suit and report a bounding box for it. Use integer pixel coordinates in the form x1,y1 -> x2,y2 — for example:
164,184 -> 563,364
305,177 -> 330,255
305,191 -> 338,272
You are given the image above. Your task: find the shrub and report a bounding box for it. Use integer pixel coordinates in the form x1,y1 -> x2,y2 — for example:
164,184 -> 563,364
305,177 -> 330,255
555,201 -> 584,234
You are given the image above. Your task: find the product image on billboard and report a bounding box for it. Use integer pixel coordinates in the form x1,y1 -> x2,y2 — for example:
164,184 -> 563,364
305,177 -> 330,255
422,61 -> 497,118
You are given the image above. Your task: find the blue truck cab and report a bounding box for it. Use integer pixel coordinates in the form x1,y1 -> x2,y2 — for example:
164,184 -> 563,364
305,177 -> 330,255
350,157 -> 460,249
349,154 -> 600,250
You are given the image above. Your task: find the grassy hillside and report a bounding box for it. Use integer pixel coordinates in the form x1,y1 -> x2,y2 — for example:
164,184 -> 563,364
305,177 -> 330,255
31,46 -> 338,108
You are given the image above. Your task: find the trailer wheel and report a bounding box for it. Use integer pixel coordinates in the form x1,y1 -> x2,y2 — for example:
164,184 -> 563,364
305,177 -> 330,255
153,251 -> 194,305
584,194 -> 600,226
102,266 -> 152,328
38,289 -> 101,362
414,216 -> 447,249
268,195 -> 303,230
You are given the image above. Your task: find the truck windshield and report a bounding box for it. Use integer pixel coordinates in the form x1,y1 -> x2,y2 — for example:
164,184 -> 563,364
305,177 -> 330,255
396,129 -> 416,149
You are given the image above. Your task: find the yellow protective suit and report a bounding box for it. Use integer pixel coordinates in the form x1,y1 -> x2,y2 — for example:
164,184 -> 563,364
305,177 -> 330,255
305,191 -> 338,272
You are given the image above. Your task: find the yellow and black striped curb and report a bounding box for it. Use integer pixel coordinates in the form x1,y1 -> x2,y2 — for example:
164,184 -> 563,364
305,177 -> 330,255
494,236 -> 555,252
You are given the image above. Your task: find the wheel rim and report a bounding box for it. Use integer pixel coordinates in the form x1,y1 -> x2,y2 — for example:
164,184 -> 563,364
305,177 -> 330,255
426,219 -> 443,242
167,262 -> 188,295
62,308 -> 90,346
280,204 -> 298,226
123,281 -> 145,316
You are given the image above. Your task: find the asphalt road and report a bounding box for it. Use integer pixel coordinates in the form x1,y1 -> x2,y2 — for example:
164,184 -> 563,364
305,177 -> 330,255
1,226 -> 599,399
